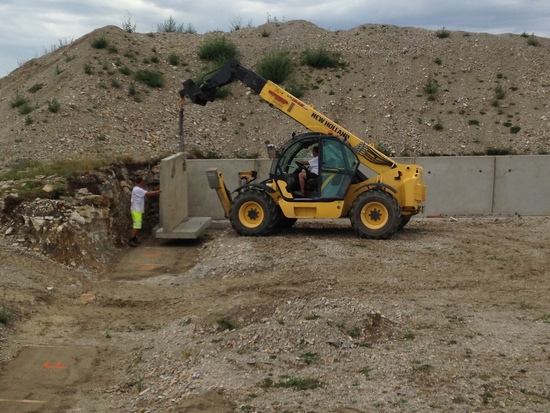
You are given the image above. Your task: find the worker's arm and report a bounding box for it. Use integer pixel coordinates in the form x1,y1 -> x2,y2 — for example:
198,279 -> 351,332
146,189 -> 162,196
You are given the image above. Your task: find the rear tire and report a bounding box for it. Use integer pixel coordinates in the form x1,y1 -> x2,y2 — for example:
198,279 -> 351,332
350,190 -> 401,239
230,190 -> 278,236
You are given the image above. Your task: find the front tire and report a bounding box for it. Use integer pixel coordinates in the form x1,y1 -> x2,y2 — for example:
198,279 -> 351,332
350,190 -> 401,239
230,190 -> 278,236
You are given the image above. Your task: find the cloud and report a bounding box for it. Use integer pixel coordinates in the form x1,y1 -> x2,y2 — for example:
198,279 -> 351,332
1,0 -> 549,76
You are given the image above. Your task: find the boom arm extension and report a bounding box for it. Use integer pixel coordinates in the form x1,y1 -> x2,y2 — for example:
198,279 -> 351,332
180,59 -> 267,105
179,59 -> 397,173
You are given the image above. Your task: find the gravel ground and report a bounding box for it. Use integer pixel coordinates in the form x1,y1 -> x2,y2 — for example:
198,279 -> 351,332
1,217 -> 549,412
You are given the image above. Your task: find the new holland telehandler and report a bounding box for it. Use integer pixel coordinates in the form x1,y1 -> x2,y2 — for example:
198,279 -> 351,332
180,59 -> 426,239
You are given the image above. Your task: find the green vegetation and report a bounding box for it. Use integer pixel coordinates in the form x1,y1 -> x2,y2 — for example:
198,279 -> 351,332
411,360 -> 433,372
197,35 -> 238,65
0,158 -> 105,182
423,77 -> 439,101
404,331 -> 416,340
433,122 -> 444,131
359,365 -> 372,379
121,12 -> 137,33
168,53 -> 180,66
28,83 -> 44,93
494,85 -> 506,100
302,46 -> 345,69
300,352 -> 319,365
84,62 -> 93,75
134,69 -> 164,88
47,98 -> 60,113
157,16 -> 195,33
510,125 -> 521,134
259,376 -> 322,390
485,147 -> 516,155
468,119 -> 480,126
286,80 -> 306,98
256,50 -> 294,84
0,303 -> 13,325
10,92 -> 33,115
119,66 -> 131,76
526,35 -> 540,47
436,27 -> 451,39
215,316 -> 236,331
91,36 -> 108,49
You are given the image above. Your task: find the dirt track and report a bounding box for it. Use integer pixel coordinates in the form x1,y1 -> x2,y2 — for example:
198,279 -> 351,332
1,217 -> 549,412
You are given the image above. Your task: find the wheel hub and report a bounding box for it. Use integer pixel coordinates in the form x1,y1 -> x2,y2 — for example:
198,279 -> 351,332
368,208 -> 382,221
247,208 -> 260,221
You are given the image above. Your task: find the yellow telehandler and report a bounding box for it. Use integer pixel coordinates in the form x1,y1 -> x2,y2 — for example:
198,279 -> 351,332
180,59 -> 426,239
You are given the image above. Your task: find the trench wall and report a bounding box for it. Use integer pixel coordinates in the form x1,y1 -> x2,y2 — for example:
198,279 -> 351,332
183,156 -> 550,220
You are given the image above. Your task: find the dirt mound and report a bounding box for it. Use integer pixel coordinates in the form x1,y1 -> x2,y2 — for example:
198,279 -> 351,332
1,21 -> 549,173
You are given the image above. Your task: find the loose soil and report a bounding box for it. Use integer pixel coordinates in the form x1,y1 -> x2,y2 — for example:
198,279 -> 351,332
1,217 -> 549,412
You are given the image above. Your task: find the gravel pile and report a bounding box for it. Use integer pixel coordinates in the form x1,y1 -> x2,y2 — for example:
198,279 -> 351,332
1,21 -> 549,173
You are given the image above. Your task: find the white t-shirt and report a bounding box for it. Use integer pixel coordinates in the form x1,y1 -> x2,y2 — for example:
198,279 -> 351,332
309,156 -> 319,175
131,186 -> 147,212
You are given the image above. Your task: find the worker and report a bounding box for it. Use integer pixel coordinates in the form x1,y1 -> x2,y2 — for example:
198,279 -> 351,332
296,145 -> 319,197
128,177 -> 162,247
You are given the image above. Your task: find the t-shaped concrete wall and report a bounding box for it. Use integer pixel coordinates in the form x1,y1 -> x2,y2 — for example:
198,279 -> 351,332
183,156 -> 550,220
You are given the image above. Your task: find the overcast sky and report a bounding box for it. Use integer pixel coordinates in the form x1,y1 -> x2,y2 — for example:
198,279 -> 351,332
1,0 -> 549,77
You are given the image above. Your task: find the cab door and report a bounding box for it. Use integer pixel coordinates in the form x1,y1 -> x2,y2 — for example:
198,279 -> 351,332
319,138 -> 359,200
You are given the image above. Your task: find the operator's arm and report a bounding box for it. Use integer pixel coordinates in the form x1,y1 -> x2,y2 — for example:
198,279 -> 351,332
146,189 -> 162,196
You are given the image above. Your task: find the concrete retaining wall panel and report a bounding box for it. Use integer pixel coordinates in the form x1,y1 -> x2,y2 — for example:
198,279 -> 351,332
493,155 -> 550,215
415,157 -> 495,217
159,153 -> 188,231
187,159 -> 272,219
185,156 -> 550,219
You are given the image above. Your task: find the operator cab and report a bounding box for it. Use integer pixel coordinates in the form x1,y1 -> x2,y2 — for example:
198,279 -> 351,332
270,133 -> 361,201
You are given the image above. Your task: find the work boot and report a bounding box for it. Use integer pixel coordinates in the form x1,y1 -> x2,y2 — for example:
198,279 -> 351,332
128,238 -> 138,247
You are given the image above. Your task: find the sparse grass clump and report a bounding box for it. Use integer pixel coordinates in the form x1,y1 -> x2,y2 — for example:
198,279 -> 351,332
436,27 -> 451,39
215,316 -> 236,331
10,92 -> 27,108
47,98 -> 60,113
0,303 -> 13,325
286,81 -> 306,98
119,66 -> 131,76
259,376 -> 322,390
168,53 -> 180,66
10,92 -> 31,114
485,147 -> 515,155
494,85 -> 506,100
157,16 -> 185,33
526,35 -> 540,47
0,158 -> 105,182
300,352 -> 319,365
256,51 -> 294,84
134,70 -> 164,88
197,36 -> 238,65
423,77 -> 439,101
91,36 -> 108,49
84,63 -> 93,75
302,46 -> 345,69
28,83 -> 44,93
